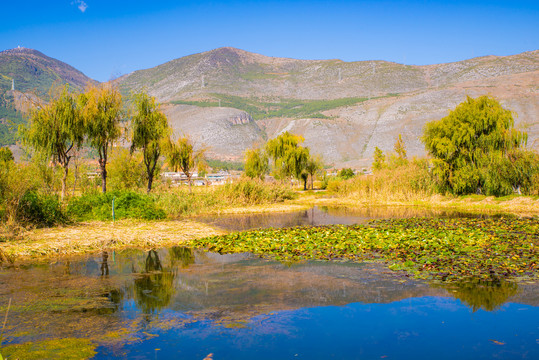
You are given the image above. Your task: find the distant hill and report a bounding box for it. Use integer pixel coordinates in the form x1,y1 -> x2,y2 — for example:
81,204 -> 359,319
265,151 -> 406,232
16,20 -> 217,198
118,47 -> 539,167
1,46 -> 538,167
0,47 -> 95,146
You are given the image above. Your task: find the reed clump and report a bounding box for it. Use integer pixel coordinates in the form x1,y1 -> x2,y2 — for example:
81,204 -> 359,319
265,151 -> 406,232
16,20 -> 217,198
327,159 -> 435,203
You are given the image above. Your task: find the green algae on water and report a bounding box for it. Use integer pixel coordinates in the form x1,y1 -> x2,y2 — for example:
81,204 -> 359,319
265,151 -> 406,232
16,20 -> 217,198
2,338 -> 96,360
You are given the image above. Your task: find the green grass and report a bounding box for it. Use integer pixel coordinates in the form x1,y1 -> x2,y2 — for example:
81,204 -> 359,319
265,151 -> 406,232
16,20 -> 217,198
170,94 -> 386,120
206,158 -> 245,171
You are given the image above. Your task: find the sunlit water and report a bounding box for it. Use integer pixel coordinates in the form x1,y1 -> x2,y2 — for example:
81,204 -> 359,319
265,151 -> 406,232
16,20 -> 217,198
0,208 -> 537,359
196,205 -> 482,231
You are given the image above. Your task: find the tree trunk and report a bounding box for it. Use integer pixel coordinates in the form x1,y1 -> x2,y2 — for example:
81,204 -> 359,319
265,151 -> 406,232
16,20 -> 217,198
147,173 -> 153,193
61,165 -> 69,201
72,161 -> 79,197
100,160 -> 107,194
303,178 -> 307,191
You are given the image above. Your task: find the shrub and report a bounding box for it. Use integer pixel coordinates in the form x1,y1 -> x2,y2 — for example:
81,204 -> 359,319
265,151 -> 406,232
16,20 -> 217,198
16,191 -> 66,227
67,190 -> 166,221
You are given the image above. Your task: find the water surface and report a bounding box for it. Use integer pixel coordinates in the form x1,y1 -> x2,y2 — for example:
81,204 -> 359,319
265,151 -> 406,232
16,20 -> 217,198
1,248 -> 537,359
196,205 -> 477,231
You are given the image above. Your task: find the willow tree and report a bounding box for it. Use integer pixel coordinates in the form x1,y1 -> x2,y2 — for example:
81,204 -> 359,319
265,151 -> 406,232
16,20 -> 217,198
22,85 -> 84,200
422,95 -> 527,195
244,147 -> 268,180
165,136 -> 205,191
304,155 -> 323,190
79,83 -> 123,193
266,132 -> 309,182
130,91 -> 170,193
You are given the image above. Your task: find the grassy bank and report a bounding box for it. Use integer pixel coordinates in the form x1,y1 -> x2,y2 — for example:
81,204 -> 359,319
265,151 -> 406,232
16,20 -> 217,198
0,219 -> 225,261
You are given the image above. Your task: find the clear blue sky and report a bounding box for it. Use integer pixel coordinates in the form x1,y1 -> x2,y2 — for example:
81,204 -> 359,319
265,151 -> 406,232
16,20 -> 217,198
1,0 -> 537,82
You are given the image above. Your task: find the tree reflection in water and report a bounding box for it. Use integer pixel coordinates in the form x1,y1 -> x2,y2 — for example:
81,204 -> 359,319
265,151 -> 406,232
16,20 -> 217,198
439,279 -> 519,312
100,251 -> 109,276
169,246 -> 195,268
134,250 -> 176,314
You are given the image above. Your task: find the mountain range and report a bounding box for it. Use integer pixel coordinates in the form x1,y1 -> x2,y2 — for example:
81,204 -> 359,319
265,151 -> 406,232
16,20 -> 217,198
1,46 -> 538,167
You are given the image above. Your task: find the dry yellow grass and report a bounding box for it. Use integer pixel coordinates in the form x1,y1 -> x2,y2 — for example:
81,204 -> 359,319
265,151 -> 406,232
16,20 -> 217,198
0,219 -> 225,261
296,193 -> 539,217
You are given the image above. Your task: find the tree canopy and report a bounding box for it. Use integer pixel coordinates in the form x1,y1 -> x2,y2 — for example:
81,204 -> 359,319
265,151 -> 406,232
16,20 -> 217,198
130,91 -> 170,193
422,95 -> 530,195
165,136 -> 205,190
79,83 -> 123,193
244,147 -> 268,180
22,85 -> 84,199
266,132 -> 309,182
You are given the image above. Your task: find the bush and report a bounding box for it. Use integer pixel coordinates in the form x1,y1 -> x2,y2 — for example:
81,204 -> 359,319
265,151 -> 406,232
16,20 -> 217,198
67,190 -> 166,221
16,191 -> 66,227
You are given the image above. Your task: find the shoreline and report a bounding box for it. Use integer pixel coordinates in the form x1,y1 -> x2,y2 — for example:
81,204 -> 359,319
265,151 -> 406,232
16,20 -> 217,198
1,195 -> 537,263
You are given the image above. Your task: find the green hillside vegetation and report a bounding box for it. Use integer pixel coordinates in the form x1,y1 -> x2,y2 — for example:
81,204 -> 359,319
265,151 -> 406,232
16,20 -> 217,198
206,158 -> 244,171
171,94 -> 394,120
0,93 -> 24,146
0,58 -> 66,98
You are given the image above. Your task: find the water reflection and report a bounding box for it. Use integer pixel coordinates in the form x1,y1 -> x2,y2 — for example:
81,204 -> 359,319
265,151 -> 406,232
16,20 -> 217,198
1,249 -> 538,359
101,251 -> 109,276
169,246 -> 195,268
133,250 -> 175,314
438,279 -> 520,312
197,206 -> 478,231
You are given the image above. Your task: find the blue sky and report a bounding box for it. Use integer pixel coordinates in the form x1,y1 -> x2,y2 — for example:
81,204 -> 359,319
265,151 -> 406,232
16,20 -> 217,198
1,0 -> 537,82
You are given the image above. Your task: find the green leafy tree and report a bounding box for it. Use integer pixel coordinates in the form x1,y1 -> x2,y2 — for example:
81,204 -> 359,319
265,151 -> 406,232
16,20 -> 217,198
165,136 -> 205,191
244,147 -> 268,180
0,147 -> 14,163
305,155 -> 323,190
372,146 -> 386,171
130,91 -> 170,193
107,147 -> 147,190
265,132 -> 309,183
22,85 -> 84,200
79,83 -> 123,193
422,95 -> 528,195
338,168 -> 355,180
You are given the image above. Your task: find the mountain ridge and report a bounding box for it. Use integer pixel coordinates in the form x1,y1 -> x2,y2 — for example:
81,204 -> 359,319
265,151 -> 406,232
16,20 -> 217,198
117,47 -> 539,166
1,46 -> 538,167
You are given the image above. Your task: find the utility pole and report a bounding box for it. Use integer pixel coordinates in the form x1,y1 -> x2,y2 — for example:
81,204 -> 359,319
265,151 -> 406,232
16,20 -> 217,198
11,78 -> 14,91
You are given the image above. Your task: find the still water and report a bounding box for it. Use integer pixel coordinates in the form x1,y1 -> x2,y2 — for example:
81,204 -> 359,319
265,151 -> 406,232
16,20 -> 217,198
0,208 -> 537,359
1,249 -> 538,359
196,205 -> 478,231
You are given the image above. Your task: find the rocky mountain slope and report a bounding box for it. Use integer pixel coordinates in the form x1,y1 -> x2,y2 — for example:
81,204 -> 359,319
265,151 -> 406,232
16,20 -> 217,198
118,47 -> 539,167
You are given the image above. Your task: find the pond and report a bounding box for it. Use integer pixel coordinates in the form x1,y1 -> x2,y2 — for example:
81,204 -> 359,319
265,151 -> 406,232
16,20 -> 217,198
196,205 -> 479,231
0,207 -> 537,359
1,248 -> 538,359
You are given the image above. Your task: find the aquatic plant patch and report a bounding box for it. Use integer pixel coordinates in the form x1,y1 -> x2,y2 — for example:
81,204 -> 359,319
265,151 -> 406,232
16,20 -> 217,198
191,217 -> 539,281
